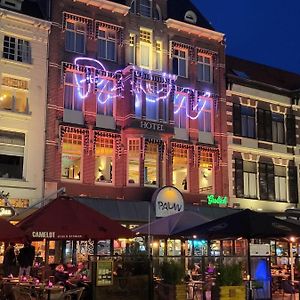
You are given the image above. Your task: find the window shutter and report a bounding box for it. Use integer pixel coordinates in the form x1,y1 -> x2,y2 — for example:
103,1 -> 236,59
286,114 -> 296,146
267,163 -> 275,200
233,104 -> 241,136
265,111 -> 272,142
257,109 -> 265,140
259,163 -> 268,200
235,159 -> 244,197
289,166 -> 298,204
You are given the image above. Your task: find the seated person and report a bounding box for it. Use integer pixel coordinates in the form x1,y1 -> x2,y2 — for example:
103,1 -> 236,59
54,264 -> 69,285
65,261 -> 77,275
69,262 -> 90,285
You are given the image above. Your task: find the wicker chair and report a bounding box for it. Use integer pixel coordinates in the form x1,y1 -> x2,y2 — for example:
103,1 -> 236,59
58,287 -> 85,300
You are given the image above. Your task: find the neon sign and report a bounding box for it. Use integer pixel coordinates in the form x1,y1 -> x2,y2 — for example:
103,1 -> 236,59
207,195 -> 228,206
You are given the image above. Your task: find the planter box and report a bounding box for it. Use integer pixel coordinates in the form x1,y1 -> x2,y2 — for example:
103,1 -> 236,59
157,282 -> 186,300
219,286 -> 245,300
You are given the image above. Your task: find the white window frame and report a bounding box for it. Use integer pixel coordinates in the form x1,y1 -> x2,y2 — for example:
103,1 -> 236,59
197,54 -> 212,83
198,98 -> 213,132
172,48 -> 188,78
139,28 -> 152,69
155,41 -> 162,71
129,33 -> 136,65
174,91 -> 187,129
275,165 -> 287,201
97,28 -> 117,62
3,35 -> 31,64
243,161 -> 257,199
144,142 -> 159,187
96,77 -> 115,116
127,139 -> 141,185
65,20 -> 86,54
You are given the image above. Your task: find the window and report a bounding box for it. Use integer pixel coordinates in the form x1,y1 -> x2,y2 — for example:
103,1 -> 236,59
3,35 -> 31,63
135,92 -> 142,118
97,28 -> 117,62
61,132 -> 82,180
172,48 -> 187,78
95,137 -> 114,184
144,143 -> 158,186
257,109 -> 272,142
184,10 -> 197,24
0,130 -> 25,179
153,4 -> 162,20
65,21 -> 86,54
63,71 -> 84,111
197,54 -> 212,82
96,78 -> 115,116
140,29 -> 152,68
259,162 -> 275,200
174,92 -> 187,128
128,139 -> 140,184
129,0 -> 136,13
274,166 -> 287,201
198,99 -> 212,132
233,104 -> 256,138
243,161 -> 257,198
172,147 -> 188,191
129,33 -> 136,65
140,0 -> 152,17
199,151 -> 213,193
145,83 -> 158,121
272,113 -> 284,144
155,41 -> 162,71
0,76 -> 29,113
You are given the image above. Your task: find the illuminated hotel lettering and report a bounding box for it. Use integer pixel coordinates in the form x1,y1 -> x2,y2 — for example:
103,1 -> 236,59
207,195 -> 228,206
140,121 -> 164,131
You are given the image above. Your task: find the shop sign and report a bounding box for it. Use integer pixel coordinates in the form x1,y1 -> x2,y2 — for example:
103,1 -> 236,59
0,206 -> 15,217
250,244 -> 271,256
96,260 -> 113,286
32,231 -> 56,239
140,120 -> 165,132
207,195 -> 228,206
152,186 -> 184,218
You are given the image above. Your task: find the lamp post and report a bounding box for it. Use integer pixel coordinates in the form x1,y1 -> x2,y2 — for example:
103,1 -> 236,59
290,237 -> 295,283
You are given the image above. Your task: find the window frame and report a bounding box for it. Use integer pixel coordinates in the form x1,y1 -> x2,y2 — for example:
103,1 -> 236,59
155,41 -> 162,71
198,98 -> 213,132
274,165 -> 287,201
272,112 -> 285,144
96,27 -> 117,62
65,20 -> 86,54
127,138 -> 141,185
140,0 -> 152,18
144,142 -> 159,187
96,77 -> 115,116
174,91 -> 188,129
197,54 -> 212,83
3,35 -> 31,64
243,161 -> 258,199
172,48 -> 188,78
139,28 -> 152,69
129,33 -> 136,65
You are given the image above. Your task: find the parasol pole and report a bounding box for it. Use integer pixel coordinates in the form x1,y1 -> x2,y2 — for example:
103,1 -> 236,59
290,237 -> 295,283
247,238 -> 252,300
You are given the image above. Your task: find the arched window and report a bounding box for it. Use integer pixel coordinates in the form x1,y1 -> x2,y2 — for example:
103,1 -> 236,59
184,10 -> 197,24
153,4 -> 162,20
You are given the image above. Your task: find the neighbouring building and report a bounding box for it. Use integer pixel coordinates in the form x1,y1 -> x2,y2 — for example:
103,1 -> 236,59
0,0 -> 50,211
226,55 -> 300,212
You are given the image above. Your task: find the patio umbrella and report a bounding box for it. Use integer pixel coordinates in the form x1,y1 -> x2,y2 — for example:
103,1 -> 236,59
17,195 -> 134,240
0,217 -> 25,242
133,210 -> 212,237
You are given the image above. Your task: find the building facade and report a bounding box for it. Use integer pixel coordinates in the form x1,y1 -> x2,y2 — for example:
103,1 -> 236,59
0,0 -> 50,210
226,56 -> 300,212
44,0 -> 229,209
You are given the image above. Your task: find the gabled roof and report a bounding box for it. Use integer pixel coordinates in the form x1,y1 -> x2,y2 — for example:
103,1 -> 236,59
167,0 -> 214,30
227,55 -> 300,92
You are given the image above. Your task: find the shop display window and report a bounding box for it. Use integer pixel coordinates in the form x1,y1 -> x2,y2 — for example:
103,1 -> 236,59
167,239 -> 181,256
127,139 -> 140,184
199,151 -> 213,194
172,147 -> 188,191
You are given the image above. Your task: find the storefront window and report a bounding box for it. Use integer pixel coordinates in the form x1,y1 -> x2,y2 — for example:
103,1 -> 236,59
199,151 -> 213,194
172,147 -> 188,191
127,139 -> 140,184
210,240 -> 220,256
235,240 -> 247,256
159,240 -> 165,256
61,132 -> 82,180
167,239 -> 181,256
95,137 -> 114,183
193,240 -> 208,256
144,143 -> 158,186
222,240 -> 233,256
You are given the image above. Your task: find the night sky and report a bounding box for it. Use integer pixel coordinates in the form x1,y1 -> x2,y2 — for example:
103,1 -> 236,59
193,0 -> 300,75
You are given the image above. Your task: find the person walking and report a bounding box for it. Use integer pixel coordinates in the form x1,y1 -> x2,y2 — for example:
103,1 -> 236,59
3,242 -> 16,276
18,240 -> 35,277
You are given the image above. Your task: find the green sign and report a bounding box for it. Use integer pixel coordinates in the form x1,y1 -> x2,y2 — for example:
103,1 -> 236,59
207,195 -> 228,206
96,260 -> 113,286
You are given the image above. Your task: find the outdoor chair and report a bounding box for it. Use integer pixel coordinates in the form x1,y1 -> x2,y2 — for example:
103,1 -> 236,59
11,286 -> 36,300
58,287 -> 85,300
282,280 -> 298,299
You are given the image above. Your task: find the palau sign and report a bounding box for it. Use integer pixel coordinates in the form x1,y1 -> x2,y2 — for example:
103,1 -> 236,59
0,206 -> 15,217
152,186 -> 184,218
207,195 -> 228,206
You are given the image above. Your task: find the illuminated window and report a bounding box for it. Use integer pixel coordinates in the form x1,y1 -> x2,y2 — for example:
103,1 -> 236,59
174,92 -> 187,128
96,78 -> 115,116
63,71 -> 84,111
61,132 -> 82,180
144,143 -> 158,186
140,28 -> 152,69
197,54 -> 212,82
275,165 -> 287,201
172,48 -> 187,78
155,41 -> 162,71
65,21 -> 86,54
128,139 -> 140,184
172,147 -> 188,191
97,28 -> 117,62
3,35 -> 31,63
198,99 -> 212,132
199,151 -> 213,194
95,137 -> 114,184
129,33 -> 136,65
140,0 -> 152,17
242,161 -> 257,198
0,76 -> 28,113
0,130 -> 25,179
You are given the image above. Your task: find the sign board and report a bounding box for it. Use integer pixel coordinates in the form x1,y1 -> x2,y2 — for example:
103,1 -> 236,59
250,244 -> 271,256
0,206 -> 15,217
207,195 -> 228,206
152,186 -> 184,218
96,260 -> 113,286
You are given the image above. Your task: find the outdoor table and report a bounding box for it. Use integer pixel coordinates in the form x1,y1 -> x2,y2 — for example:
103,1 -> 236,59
45,285 -> 64,300
187,280 -> 204,300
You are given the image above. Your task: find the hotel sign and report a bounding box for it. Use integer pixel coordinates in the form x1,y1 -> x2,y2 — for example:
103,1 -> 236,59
140,120 -> 165,132
128,119 -> 174,133
0,206 -> 15,217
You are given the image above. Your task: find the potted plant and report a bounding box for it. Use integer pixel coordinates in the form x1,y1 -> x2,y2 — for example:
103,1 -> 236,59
157,260 -> 186,300
213,262 -> 245,300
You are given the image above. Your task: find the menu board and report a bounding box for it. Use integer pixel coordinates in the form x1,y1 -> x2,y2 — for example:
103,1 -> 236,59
96,260 -> 113,286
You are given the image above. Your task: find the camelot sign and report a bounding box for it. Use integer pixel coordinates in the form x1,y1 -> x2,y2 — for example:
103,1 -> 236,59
152,186 -> 184,217
0,206 -> 15,217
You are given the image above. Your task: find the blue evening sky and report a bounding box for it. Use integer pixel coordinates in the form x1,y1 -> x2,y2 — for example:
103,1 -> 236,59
193,0 -> 300,75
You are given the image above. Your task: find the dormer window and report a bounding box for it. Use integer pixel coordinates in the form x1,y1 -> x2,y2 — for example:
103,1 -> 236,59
140,0 -> 152,18
0,0 -> 23,11
184,10 -> 197,24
